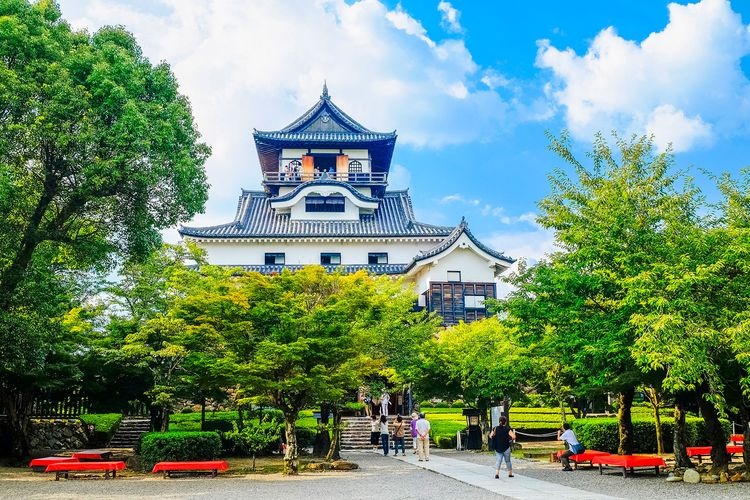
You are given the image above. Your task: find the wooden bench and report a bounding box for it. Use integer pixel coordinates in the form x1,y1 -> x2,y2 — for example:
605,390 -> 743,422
556,449 -> 610,469
590,454 -> 666,478
44,460 -> 126,480
28,457 -> 78,473
686,444 -> 744,463
151,460 -> 229,478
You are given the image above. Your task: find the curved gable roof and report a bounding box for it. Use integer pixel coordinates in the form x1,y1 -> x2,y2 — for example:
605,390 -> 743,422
405,218 -> 515,272
271,177 -> 379,204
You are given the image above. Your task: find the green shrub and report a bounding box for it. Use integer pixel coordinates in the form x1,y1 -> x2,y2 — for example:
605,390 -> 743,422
223,421 -> 282,456
450,400 -> 464,408
419,401 -> 434,408
435,401 -> 450,408
203,419 -> 234,433
259,409 -> 285,423
435,434 -> 456,449
295,426 -> 317,449
139,432 -> 221,471
572,417 -> 731,454
80,414 -> 122,447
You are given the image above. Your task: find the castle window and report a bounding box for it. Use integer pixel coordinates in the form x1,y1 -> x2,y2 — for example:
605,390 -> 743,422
447,271 -> 462,282
321,253 -> 341,265
464,295 -> 485,309
265,253 -> 285,265
306,195 -> 345,213
368,252 -> 388,264
348,160 -> 363,173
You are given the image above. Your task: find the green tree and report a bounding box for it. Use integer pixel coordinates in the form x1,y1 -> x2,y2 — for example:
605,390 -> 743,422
0,0 -> 209,308
503,132 -> 701,455
417,317 -> 536,440
230,267 -> 428,474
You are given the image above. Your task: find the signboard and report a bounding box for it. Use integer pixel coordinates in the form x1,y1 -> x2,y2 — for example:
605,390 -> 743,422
490,405 -> 503,428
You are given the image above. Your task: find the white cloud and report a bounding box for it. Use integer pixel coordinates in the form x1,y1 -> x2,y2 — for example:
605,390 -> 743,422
536,0 -> 750,152
387,163 -> 411,190
438,1 -> 463,34
58,0 -> 517,228
486,228 -> 556,264
439,193 -> 480,205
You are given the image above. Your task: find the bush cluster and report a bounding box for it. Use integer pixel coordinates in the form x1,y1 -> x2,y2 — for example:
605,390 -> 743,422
80,413 -> 122,447
572,417 -> 731,454
223,421 -> 282,456
139,431 -> 221,471
202,419 -> 234,433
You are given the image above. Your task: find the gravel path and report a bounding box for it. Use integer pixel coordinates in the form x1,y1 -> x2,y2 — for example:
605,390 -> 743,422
0,451 -> 499,500
430,449 -> 749,500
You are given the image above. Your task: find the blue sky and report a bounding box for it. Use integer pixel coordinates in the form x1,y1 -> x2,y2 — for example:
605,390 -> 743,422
57,0 -> 750,263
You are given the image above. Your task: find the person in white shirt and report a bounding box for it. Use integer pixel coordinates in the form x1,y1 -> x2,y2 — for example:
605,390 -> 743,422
415,413 -> 431,461
557,422 -> 583,471
380,391 -> 390,417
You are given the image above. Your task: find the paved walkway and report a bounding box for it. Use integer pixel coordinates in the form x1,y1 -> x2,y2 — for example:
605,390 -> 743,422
390,452 -> 618,499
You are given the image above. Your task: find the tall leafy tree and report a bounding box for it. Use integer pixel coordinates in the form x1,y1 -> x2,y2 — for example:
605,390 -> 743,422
503,132 -> 700,454
0,0 -> 209,308
229,267 -> 430,474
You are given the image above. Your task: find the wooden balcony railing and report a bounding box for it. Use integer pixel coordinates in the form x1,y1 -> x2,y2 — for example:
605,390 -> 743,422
263,171 -> 388,184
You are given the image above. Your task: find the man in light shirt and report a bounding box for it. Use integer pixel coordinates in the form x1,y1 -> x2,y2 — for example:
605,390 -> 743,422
415,413 -> 431,461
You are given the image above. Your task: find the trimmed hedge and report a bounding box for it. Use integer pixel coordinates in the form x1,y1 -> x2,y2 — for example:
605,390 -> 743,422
203,419 -> 234,433
139,432 -> 222,471
435,434 -> 457,449
80,413 -> 122,447
572,417 -> 731,454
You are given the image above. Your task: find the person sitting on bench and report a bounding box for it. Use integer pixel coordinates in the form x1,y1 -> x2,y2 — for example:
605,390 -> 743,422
558,423 -> 584,471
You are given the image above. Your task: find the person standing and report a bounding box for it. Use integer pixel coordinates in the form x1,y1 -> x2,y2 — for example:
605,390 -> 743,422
489,416 -> 516,478
410,411 -> 419,453
415,413 -> 431,461
380,415 -> 390,456
370,415 -> 380,451
557,422 -> 583,471
381,391 -> 390,417
392,415 -> 406,456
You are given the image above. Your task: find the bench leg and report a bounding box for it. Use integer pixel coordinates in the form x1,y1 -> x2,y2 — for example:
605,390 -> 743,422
212,469 -> 217,477
654,466 -> 659,476
113,469 -> 117,479
55,472 -> 61,481
598,464 -> 603,475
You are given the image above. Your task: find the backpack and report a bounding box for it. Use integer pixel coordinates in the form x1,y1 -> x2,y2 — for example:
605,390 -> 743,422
571,443 -> 586,454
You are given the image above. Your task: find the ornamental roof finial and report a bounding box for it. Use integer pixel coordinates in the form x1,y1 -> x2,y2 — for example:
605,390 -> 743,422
321,81 -> 329,100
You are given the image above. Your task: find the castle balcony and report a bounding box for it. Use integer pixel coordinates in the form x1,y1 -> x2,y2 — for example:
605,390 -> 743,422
263,171 -> 388,186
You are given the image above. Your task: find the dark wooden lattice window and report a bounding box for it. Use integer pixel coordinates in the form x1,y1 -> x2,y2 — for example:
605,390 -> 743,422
348,160 -> 363,172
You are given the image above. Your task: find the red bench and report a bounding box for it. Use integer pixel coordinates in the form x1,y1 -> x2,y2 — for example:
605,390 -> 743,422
730,434 -> 744,445
71,450 -> 112,461
151,460 -> 229,478
686,444 -> 744,463
44,460 -> 126,480
590,454 -> 666,478
556,450 -> 610,469
28,457 -> 78,473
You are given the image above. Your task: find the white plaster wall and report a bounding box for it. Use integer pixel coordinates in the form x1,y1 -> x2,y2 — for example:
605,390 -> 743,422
289,194 -> 360,221
194,239 -> 444,266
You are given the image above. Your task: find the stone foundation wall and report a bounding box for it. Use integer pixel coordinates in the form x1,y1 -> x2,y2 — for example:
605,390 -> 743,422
29,418 -> 90,451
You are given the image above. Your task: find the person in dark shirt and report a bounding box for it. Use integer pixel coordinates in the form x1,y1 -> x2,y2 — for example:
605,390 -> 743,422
489,416 -> 516,478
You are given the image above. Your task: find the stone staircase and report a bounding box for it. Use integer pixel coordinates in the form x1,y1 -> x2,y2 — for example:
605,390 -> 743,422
108,417 -> 150,449
340,416 -> 412,450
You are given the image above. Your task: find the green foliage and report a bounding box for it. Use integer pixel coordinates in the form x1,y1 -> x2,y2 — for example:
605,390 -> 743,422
80,413 -> 122,447
139,431 -> 221,471
435,435 -> 457,449
435,401 -> 450,408
571,417 -> 731,454
295,427 -> 317,449
223,420 -> 282,456
168,411 -> 238,432
79,413 -> 122,434
419,401 -> 434,408
202,419 -> 234,434
450,400 -> 465,408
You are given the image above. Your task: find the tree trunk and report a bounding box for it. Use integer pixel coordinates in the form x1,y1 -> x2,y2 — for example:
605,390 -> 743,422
284,414 -> 299,475
478,399 -> 491,451
645,387 -> 664,455
325,406 -> 342,462
617,387 -> 635,455
672,392 -> 692,468
698,394 -> 729,471
0,387 -> 34,458
313,405 -> 331,457
200,396 -> 206,431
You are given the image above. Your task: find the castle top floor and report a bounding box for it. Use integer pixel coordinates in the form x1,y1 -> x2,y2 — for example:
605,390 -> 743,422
253,84 -> 397,198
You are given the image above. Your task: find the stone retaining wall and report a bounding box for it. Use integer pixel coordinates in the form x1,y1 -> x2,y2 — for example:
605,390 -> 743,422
29,418 -> 90,451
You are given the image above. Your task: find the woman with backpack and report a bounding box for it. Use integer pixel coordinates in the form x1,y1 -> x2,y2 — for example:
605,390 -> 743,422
489,416 -> 516,479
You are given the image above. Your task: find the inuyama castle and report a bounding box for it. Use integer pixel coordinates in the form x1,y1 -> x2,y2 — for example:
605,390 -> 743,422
180,85 -> 515,325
